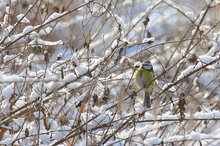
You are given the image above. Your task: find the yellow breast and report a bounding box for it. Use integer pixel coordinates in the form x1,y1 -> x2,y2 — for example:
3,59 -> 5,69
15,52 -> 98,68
134,68 -> 156,94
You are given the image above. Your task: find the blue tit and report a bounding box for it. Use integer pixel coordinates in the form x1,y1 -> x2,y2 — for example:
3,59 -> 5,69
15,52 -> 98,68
134,60 -> 156,108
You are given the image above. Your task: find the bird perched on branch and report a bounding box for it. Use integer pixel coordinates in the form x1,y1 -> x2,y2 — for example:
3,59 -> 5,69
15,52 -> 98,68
134,60 -> 156,108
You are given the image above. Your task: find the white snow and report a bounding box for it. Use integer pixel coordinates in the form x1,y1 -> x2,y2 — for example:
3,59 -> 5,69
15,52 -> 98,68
142,37 -> 155,43
71,55 -> 79,66
16,14 -> 30,23
177,65 -> 195,80
162,83 -> 176,92
190,131 -> 201,141
186,11 -> 196,20
164,135 -> 187,143
100,103 -> 114,114
3,54 -> 16,62
33,111 -> 44,119
12,118 -> 25,127
144,112 -> 155,120
208,42 -> 220,56
50,60 -> 67,71
144,136 -> 162,146
44,74 -> 59,82
134,102 -> 144,113
52,132 -> 63,140
193,112 -> 214,119
52,126 -> 71,140
115,14 -> 126,28
28,122 -> 38,134
87,114 -> 112,128
15,99 -> 26,108
0,136 -> 15,145
133,124 -> 160,136
49,119 -> 59,131
134,61 -> 142,67
29,38 -> 63,46
63,73 -> 76,82
8,33 -> 24,43
3,12 -> 9,26
159,114 -> 177,125
198,54 -> 220,69
111,39 -> 118,48
23,25 -> 34,34
5,6 -> 10,14
118,129 -> 130,139
2,84 -> 14,101
6,25 -> 13,32
75,65 -> 88,76
67,82 -> 82,90
43,12 -> 66,24
213,111 -> 220,118
40,134 -> 51,144
198,55 -> 216,66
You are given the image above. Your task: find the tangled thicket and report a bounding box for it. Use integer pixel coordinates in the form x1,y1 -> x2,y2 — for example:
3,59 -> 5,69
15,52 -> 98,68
0,0 -> 220,145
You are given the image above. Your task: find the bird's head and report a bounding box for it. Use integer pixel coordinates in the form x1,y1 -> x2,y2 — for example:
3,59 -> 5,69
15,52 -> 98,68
141,60 -> 153,71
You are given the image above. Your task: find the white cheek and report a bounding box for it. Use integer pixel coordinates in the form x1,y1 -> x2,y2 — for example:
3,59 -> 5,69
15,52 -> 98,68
144,66 -> 151,70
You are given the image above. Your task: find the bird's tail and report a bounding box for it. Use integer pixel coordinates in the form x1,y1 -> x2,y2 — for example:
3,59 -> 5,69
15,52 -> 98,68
144,92 -> 151,108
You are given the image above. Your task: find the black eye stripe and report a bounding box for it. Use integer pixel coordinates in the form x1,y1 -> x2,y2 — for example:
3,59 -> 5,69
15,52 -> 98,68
143,64 -> 151,66
143,63 -> 152,65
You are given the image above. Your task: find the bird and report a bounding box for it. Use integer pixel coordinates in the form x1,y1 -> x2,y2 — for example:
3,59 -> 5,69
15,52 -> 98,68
134,60 -> 156,108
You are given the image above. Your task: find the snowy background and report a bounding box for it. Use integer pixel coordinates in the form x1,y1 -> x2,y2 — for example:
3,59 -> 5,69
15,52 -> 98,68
0,0 -> 220,145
